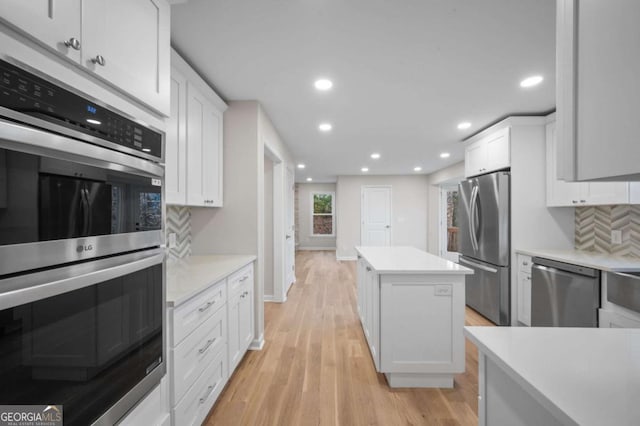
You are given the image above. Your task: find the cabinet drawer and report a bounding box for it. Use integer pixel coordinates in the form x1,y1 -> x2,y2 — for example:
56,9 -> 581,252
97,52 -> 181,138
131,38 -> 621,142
170,279 -> 226,346
173,349 -> 228,426
171,305 -> 227,404
518,255 -> 533,273
227,264 -> 253,297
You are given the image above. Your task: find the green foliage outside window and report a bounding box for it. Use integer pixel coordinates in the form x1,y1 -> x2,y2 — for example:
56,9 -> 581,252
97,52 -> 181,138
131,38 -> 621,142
313,194 -> 332,214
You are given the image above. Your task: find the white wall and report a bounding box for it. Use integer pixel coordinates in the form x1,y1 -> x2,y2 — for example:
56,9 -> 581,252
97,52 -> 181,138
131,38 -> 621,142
425,162 -> 465,255
296,183 -> 337,249
336,175 -> 429,259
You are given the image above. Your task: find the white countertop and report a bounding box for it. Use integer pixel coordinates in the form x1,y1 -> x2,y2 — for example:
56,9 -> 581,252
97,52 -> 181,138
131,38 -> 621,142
166,254 -> 256,306
465,326 -> 640,426
516,248 -> 640,272
355,246 -> 473,274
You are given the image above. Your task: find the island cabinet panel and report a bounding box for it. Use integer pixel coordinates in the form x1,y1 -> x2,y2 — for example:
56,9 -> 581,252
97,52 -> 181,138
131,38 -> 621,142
380,278 -> 462,374
355,246 -> 471,388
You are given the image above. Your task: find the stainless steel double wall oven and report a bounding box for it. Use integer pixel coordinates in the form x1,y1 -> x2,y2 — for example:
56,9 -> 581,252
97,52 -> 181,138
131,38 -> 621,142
0,57 -> 165,425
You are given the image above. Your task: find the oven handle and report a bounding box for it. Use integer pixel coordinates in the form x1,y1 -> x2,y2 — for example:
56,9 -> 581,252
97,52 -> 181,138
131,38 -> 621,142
0,248 -> 164,310
0,117 -> 163,178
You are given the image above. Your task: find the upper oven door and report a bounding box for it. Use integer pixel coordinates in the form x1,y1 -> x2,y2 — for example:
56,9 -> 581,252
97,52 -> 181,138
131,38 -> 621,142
0,117 -> 164,277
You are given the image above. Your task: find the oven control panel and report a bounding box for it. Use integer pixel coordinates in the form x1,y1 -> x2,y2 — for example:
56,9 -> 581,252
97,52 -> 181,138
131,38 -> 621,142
0,58 -> 162,160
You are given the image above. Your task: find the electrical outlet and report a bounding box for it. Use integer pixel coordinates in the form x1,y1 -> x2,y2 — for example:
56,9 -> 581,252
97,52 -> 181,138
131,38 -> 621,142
611,230 -> 622,245
168,232 -> 177,248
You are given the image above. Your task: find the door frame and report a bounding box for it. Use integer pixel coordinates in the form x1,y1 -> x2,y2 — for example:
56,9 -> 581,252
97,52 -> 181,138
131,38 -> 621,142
360,185 -> 392,246
264,143 -> 287,304
439,183 -> 460,262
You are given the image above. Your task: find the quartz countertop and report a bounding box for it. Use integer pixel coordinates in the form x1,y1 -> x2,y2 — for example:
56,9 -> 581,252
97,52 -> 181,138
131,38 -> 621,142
167,254 -> 256,306
355,246 -> 473,274
516,248 -> 640,272
465,326 -> 640,426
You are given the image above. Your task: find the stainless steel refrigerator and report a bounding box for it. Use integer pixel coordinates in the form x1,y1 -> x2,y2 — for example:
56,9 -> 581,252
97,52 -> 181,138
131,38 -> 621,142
457,171 -> 510,325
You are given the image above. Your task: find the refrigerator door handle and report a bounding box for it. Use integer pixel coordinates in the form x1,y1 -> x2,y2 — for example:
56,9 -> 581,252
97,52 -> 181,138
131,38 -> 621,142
470,185 -> 480,252
459,257 -> 498,273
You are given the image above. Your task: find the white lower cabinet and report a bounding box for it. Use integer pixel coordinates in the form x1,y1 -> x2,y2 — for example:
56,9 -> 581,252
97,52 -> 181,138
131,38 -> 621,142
168,262 -> 254,424
173,350 -> 227,426
118,377 -> 170,426
599,309 -> 640,328
227,266 -> 254,373
357,257 -> 379,368
516,254 -> 532,326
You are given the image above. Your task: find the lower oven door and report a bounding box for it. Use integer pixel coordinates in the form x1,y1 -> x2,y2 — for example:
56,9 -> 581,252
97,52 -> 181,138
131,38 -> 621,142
0,248 -> 165,425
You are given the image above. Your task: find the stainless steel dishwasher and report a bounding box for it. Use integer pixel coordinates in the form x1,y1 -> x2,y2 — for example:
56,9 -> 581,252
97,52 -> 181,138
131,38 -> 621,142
531,257 -> 600,327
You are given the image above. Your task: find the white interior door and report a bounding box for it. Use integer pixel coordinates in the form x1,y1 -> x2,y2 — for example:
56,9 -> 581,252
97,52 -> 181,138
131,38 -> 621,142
285,167 -> 296,287
361,186 -> 392,246
439,186 -> 460,262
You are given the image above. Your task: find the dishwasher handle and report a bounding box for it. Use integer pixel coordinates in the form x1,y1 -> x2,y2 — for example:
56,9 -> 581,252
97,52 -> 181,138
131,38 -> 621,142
532,257 -> 599,278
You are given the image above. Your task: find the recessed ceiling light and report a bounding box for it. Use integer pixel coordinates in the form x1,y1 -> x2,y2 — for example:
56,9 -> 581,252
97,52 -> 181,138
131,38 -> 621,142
86,118 -> 101,125
297,163 -> 306,169
318,123 -> 332,132
370,153 -> 381,159
314,79 -> 333,91
306,177 -> 313,182
414,166 -> 422,172
457,122 -> 471,130
440,152 -> 450,158
520,75 -> 544,88
361,167 -> 369,172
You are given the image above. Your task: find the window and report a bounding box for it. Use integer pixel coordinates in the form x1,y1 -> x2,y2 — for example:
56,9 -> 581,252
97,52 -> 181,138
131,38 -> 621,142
311,192 -> 335,236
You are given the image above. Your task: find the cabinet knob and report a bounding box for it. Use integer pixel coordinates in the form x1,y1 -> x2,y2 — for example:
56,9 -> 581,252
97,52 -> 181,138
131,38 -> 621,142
523,261 -> 528,266
366,266 -> 372,272
572,200 -> 578,204
580,200 -> 586,203
64,37 -> 81,50
91,55 -> 106,66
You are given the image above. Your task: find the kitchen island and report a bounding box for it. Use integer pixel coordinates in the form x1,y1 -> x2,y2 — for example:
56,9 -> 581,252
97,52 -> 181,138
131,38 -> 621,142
355,246 -> 473,388
465,326 -> 640,426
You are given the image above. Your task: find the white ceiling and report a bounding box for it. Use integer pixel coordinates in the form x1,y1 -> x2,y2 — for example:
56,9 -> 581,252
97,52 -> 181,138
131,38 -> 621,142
171,0 -> 556,182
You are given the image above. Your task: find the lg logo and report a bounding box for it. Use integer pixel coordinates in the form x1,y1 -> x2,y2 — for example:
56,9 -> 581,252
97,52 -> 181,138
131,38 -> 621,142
76,244 -> 94,253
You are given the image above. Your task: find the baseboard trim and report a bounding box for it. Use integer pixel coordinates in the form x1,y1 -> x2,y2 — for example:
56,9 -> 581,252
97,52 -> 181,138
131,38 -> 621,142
296,246 -> 337,251
249,335 -> 265,351
264,294 -> 286,303
336,255 -> 357,261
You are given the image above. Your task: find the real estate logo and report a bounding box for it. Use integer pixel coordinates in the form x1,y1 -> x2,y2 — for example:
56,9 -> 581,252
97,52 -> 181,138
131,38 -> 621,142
0,405 -> 62,426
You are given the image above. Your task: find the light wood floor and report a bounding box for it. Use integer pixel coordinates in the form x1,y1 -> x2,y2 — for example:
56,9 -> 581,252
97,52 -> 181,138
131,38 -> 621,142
205,250 -> 493,426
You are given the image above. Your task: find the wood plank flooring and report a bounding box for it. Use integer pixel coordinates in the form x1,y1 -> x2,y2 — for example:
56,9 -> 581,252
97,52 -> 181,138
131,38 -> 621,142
204,250 -> 493,426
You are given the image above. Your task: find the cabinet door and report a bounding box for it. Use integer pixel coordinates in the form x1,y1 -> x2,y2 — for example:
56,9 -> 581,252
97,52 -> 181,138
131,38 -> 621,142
227,292 -> 242,372
464,140 -> 485,177
238,285 -> 254,354
82,0 -> 170,115
546,120 -> 584,206
166,69 -> 188,205
517,272 -> 531,326
186,83 -> 223,207
485,128 -> 510,172
583,182 -> 629,205
557,0 -> 640,181
356,257 -> 365,322
366,269 -> 380,370
599,309 -> 640,328
0,0 -> 82,63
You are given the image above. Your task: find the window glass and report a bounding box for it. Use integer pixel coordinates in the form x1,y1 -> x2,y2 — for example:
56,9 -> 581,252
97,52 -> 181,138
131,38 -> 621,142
312,193 -> 334,236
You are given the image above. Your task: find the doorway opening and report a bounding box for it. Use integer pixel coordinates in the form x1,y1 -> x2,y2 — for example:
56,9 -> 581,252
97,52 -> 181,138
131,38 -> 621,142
439,183 -> 460,262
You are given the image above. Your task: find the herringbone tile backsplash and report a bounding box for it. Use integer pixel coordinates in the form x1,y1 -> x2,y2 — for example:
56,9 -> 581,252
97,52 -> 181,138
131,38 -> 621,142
167,205 -> 192,258
575,205 -> 640,257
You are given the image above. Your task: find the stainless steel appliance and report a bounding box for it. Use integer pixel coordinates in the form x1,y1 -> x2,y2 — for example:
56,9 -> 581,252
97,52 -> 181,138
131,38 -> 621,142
605,271 -> 640,315
458,171 -> 510,325
0,57 -> 163,276
0,57 -> 166,425
531,257 -> 600,327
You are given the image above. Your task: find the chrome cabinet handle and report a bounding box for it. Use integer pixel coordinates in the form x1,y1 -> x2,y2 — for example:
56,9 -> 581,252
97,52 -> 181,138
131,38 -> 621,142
239,276 -> 249,282
198,338 -> 216,354
199,383 -> 217,404
572,200 -> 578,204
580,199 -> 586,203
64,37 -> 81,50
240,291 -> 249,298
366,266 -> 371,272
522,261 -> 528,266
91,55 -> 106,66
198,300 -> 215,312
526,276 -> 531,280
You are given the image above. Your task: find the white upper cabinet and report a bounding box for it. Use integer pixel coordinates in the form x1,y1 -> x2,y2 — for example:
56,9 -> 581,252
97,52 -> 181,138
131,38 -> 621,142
165,69 -> 188,205
0,0 -> 82,63
464,127 -> 510,178
167,49 -> 226,208
556,0 -> 640,181
546,117 -> 640,206
0,0 -> 170,116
